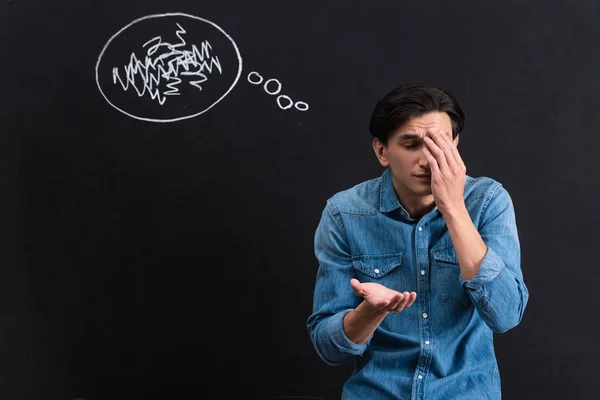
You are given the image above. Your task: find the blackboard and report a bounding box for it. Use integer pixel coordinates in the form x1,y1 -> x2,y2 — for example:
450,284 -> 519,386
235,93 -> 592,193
3,0 -> 600,399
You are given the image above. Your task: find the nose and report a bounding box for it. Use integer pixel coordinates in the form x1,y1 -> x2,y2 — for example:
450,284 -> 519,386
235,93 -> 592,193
417,148 -> 429,168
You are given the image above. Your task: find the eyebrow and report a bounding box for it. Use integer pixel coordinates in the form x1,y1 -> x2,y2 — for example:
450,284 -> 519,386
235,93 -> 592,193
396,133 -> 422,140
396,132 -> 452,140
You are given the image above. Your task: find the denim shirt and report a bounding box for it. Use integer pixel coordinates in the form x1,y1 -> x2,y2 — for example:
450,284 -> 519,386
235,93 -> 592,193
307,168 -> 529,400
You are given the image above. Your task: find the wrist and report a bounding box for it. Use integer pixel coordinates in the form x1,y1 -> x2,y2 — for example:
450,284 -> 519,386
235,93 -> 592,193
441,202 -> 468,222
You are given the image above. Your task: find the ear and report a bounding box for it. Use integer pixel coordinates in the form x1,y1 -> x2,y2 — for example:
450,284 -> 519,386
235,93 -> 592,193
372,137 -> 389,167
453,134 -> 459,147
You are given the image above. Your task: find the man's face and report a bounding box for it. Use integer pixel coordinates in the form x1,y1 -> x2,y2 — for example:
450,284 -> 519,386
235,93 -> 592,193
373,111 -> 458,200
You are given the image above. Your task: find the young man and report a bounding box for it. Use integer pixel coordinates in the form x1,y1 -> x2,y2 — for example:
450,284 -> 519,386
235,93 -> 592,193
307,82 -> 529,399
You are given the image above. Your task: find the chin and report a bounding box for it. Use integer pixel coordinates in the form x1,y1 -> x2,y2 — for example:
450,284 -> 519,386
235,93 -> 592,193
411,185 -> 432,196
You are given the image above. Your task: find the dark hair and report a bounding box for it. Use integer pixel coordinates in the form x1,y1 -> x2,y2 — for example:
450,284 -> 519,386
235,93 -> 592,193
369,82 -> 465,145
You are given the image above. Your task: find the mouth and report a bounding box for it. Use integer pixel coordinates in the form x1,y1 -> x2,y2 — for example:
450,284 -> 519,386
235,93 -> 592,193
415,174 -> 431,181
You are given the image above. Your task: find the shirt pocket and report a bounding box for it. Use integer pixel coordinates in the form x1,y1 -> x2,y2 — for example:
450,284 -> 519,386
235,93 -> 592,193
430,247 -> 471,307
351,253 -> 403,291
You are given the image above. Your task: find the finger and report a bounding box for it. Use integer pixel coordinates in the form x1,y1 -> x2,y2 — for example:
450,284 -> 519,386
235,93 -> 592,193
387,292 -> 404,310
350,278 -> 368,296
448,137 -> 466,171
382,293 -> 400,311
438,131 -> 464,172
423,136 -> 448,173
391,292 -> 409,312
422,144 -> 441,177
437,131 -> 457,163
404,292 -> 417,308
426,131 -> 453,172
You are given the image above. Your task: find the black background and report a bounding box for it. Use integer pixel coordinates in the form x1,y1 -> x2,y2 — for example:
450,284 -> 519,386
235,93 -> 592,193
2,1 -> 599,399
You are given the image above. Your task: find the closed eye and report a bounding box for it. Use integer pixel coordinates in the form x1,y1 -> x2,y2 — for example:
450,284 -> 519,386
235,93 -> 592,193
403,142 -> 422,150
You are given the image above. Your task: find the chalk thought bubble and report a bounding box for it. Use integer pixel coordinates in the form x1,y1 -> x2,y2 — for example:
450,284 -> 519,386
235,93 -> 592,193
95,13 -> 243,123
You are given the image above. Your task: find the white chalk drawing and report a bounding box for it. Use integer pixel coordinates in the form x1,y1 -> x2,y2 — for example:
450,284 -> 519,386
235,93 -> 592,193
247,71 -> 309,111
111,25 -> 223,104
97,13 -> 310,121
96,13 -> 242,123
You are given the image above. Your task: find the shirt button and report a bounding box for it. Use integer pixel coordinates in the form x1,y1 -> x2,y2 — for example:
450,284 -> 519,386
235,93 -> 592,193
422,313 -> 428,319
418,226 -> 423,232
420,270 -> 425,275
425,341 -> 430,345
418,375 -> 423,380
374,268 -> 380,274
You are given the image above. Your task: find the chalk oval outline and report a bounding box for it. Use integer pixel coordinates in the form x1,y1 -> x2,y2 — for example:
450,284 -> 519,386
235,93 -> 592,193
95,12 -> 243,123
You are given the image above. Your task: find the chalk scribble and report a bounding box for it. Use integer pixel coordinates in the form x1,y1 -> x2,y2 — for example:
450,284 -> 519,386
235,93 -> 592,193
112,23 -> 223,105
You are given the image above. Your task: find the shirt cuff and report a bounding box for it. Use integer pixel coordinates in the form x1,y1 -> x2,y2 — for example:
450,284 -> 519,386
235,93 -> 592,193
459,246 -> 504,290
326,309 -> 369,356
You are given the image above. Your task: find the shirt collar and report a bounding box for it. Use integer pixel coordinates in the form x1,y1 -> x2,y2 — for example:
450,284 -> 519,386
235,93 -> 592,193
378,168 -> 431,222
379,168 -> 403,213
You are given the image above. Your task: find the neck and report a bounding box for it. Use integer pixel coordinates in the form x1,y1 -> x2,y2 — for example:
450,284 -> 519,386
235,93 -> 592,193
392,182 -> 436,219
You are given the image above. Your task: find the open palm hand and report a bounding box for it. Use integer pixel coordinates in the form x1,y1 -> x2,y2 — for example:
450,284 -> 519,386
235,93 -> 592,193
350,278 -> 417,313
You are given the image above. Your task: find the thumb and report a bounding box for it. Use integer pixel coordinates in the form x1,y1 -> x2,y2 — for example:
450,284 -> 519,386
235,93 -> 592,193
350,278 -> 368,296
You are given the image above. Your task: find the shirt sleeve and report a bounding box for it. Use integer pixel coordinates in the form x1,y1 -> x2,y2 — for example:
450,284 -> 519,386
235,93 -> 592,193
306,199 -> 369,366
459,184 -> 530,333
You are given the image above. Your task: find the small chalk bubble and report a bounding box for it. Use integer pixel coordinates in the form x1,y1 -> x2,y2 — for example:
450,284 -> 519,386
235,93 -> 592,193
277,95 -> 294,110
295,101 -> 309,112
248,70 -> 310,112
247,71 -> 263,85
264,78 -> 282,96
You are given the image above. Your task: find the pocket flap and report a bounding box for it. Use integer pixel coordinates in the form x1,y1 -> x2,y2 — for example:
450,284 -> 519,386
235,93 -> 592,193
431,246 -> 459,264
352,253 -> 402,278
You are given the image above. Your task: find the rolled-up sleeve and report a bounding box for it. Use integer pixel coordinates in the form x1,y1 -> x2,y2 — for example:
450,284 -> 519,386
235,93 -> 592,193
459,185 -> 529,333
306,200 -> 368,366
